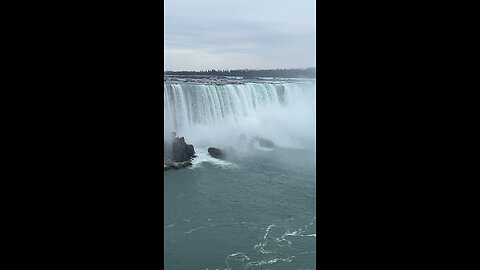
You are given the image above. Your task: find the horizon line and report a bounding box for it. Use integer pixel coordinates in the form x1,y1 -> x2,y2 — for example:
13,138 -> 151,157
163,67 -> 316,72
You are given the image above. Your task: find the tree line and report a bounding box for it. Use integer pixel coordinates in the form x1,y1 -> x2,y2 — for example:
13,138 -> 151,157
164,68 -> 316,78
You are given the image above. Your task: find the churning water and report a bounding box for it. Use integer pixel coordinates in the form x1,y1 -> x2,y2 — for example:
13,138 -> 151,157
164,79 -> 316,150
164,77 -> 316,270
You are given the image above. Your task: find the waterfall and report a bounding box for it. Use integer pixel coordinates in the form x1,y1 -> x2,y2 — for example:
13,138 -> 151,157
164,81 -> 316,149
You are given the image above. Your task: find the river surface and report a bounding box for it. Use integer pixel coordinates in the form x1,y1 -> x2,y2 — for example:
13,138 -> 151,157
164,77 -> 316,269
164,147 -> 315,270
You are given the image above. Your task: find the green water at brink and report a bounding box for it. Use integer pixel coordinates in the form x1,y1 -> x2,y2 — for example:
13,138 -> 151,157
164,147 -> 316,270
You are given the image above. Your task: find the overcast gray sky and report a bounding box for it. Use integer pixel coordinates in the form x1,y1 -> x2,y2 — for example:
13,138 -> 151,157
164,0 -> 316,71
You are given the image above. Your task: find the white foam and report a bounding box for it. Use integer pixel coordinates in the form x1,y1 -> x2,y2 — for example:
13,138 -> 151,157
225,252 -> 251,270
253,224 -> 276,254
189,148 -> 239,169
246,256 -> 295,267
264,224 -> 275,239
226,252 -> 250,261
184,226 -> 204,234
275,219 -> 316,245
285,229 -> 303,237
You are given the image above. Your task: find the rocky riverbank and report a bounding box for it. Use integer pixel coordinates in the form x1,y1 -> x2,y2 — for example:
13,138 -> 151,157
164,133 -> 276,170
164,133 -> 195,170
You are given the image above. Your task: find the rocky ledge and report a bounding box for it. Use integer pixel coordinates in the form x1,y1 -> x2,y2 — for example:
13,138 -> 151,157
164,132 -> 195,170
207,147 -> 236,159
207,135 -> 275,160
164,157 -> 192,170
164,133 -> 277,169
252,136 -> 275,148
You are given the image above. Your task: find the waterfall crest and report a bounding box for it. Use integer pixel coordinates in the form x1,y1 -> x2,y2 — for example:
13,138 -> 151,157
164,81 -> 316,149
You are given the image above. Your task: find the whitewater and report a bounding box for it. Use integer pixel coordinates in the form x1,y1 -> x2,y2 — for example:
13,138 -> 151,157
164,78 -> 316,150
164,77 -> 316,270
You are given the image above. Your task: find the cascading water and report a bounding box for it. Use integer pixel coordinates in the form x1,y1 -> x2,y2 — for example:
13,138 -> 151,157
164,80 -> 316,150
164,79 -> 317,269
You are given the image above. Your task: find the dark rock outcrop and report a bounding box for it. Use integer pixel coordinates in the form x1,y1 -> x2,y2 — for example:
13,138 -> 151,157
208,147 -> 225,159
164,157 -> 192,170
208,147 -> 237,159
253,136 -> 275,148
172,136 -> 195,162
164,133 -> 195,162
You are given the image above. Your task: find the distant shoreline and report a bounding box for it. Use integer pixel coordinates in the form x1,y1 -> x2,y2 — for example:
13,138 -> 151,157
164,68 -> 316,79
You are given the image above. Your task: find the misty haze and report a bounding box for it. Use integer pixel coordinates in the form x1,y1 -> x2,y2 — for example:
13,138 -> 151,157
164,1 -> 316,269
